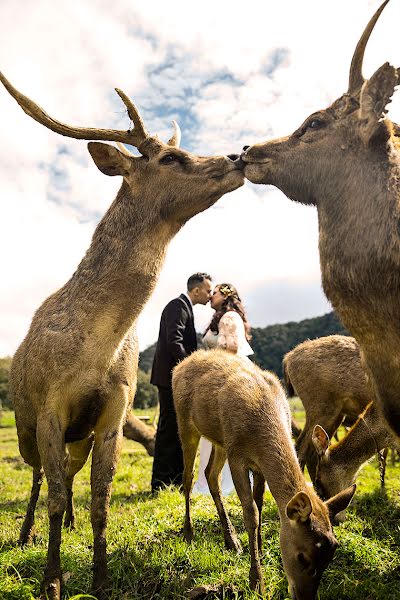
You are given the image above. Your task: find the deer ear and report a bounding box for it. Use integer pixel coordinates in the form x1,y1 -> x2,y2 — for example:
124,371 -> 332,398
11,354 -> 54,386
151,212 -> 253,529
359,62 -> 399,145
312,425 -> 330,457
87,142 -> 132,177
286,491 -> 312,523
325,484 -> 356,519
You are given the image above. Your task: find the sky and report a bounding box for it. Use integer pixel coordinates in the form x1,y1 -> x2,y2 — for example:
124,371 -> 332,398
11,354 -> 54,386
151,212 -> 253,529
1,0 -> 399,355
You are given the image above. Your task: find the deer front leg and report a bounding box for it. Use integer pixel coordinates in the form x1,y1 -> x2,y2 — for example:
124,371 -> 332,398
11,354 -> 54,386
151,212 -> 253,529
229,457 -> 265,595
252,471 -> 265,558
36,413 -> 67,600
64,435 -> 94,529
17,428 -> 44,545
181,431 -> 201,542
19,468 -> 44,545
90,424 -> 123,599
206,445 -> 242,553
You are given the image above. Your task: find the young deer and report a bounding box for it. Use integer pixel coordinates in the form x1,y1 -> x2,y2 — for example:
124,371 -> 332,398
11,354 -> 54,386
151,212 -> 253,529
283,335 -> 373,480
172,349 -> 355,600
242,0 -> 400,441
0,72 -> 244,600
312,402 -> 396,511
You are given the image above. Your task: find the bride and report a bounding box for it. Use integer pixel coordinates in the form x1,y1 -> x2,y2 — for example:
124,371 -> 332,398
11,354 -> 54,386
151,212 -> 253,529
192,283 -> 253,495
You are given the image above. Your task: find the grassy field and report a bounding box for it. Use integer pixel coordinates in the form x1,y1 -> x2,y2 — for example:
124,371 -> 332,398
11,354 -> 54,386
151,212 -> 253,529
1,408 -> 400,600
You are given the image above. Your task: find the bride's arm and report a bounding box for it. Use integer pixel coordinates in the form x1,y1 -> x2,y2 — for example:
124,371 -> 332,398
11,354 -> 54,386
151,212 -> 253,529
218,312 -> 243,354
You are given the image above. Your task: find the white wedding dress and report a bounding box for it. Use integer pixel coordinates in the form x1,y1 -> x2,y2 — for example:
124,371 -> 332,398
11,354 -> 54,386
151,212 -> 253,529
192,311 -> 253,496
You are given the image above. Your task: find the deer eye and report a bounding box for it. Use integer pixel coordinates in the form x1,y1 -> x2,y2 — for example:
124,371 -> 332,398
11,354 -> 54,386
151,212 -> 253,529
307,118 -> 323,130
160,154 -> 177,165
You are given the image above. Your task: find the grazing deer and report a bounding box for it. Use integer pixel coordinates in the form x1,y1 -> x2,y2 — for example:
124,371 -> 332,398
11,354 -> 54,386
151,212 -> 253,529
283,335 -> 372,480
312,403 -> 396,515
172,349 -> 355,600
0,71 -> 244,600
242,0 -> 400,441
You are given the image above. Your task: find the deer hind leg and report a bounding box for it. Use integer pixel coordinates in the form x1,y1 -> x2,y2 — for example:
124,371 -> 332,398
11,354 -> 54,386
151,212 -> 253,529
64,435 -> 94,529
36,411 -> 67,600
179,426 -> 201,543
17,429 -> 44,545
205,444 -> 242,553
252,470 -> 265,558
229,456 -> 265,595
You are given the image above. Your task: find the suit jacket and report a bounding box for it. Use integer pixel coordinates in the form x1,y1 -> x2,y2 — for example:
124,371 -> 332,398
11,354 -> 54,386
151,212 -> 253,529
150,294 -> 197,387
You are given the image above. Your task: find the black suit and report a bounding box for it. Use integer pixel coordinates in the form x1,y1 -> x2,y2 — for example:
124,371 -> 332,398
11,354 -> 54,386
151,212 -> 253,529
151,294 -> 197,491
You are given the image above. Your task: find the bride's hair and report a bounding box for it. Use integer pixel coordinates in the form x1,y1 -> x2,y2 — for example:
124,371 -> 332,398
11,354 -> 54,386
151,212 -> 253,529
208,283 -> 252,341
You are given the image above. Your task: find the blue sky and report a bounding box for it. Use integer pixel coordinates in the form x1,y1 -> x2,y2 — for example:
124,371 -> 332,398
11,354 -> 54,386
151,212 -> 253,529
0,0 -> 399,355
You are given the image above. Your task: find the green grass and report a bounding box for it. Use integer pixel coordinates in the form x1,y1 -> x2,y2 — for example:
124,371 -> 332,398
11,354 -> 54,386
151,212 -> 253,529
1,408 -> 400,599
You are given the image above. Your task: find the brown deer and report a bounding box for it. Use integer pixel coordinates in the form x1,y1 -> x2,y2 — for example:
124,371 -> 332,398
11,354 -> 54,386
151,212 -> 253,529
242,0 -> 400,442
312,403 -> 396,516
0,71 -> 244,600
283,335 -> 373,480
172,348 -> 355,600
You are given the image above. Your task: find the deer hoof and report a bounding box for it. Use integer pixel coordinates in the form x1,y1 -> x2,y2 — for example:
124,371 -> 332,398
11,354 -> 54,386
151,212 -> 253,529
249,568 -> 265,595
92,581 -> 112,600
225,536 -> 242,554
183,527 -> 193,543
41,579 -> 61,600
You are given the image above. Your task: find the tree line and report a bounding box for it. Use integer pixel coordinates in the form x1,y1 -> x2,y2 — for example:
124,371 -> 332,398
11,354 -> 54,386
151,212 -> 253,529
1,311 -> 347,411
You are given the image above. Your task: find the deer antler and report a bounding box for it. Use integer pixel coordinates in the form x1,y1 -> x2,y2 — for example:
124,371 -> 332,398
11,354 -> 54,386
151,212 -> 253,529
0,71 -> 149,147
167,120 -> 181,147
348,0 -> 390,95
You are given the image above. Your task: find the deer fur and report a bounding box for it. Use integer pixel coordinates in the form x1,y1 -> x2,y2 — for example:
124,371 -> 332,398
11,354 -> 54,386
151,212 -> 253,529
242,1 -> 400,442
123,412 -> 155,456
1,72 -> 244,600
312,403 -> 396,509
283,335 -> 373,480
172,349 -> 355,600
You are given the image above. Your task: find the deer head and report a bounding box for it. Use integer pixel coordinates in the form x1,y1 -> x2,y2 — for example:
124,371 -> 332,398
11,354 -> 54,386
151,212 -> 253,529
312,424 -> 359,526
279,485 -> 356,599
0,72 -> 244,227
242,0 -> 399,207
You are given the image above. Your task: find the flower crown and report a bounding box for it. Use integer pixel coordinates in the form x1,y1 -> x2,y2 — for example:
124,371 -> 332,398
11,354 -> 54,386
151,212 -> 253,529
219,285 -> 235,297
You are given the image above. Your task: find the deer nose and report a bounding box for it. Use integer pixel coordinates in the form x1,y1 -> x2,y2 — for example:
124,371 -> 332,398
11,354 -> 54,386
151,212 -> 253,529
242,145 -> 250,152
227,153 -> 239,161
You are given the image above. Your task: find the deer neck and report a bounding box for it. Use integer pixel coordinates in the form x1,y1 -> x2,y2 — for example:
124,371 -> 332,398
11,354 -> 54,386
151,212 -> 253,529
318,150 -> 400,329
63,181 -> 179,344
258,422 -> 314,514
329,405 -> 390,478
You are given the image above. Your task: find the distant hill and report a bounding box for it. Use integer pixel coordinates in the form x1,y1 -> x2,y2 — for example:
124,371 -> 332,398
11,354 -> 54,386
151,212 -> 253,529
139,311 -> 349,379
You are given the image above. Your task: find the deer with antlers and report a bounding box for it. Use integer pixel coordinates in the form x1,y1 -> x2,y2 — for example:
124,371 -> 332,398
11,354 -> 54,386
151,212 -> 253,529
283,335 -> 373,480
312,402 -> 396,520
0,72 -> 244,600
242,0 -> 400,442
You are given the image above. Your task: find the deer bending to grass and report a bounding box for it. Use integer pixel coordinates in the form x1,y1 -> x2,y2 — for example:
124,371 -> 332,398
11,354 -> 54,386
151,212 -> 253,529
312,403 -> 396,515
0,72 -> 244,600
172,349 -> 355,600
283,335 -> 374,480
243,0 -> 400,442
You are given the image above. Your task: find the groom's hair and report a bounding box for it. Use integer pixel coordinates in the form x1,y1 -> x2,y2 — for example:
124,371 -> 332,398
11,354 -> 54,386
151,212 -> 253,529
187,272 -> 212,291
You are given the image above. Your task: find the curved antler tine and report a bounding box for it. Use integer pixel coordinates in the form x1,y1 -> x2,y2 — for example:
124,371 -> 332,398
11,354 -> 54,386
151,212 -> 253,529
0,71 -> 147,146
348,0 -> 390,95
114,88 -> 148,146
167,120 -> 181,147
116,142 -> 136,157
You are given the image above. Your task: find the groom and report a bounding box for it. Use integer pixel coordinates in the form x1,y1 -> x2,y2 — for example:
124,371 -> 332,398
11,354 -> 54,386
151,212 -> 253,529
150,272 -> 213,493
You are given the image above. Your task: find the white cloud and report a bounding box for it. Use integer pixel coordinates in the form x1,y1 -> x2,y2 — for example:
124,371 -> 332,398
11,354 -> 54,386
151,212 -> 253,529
0,0 -> 399,356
